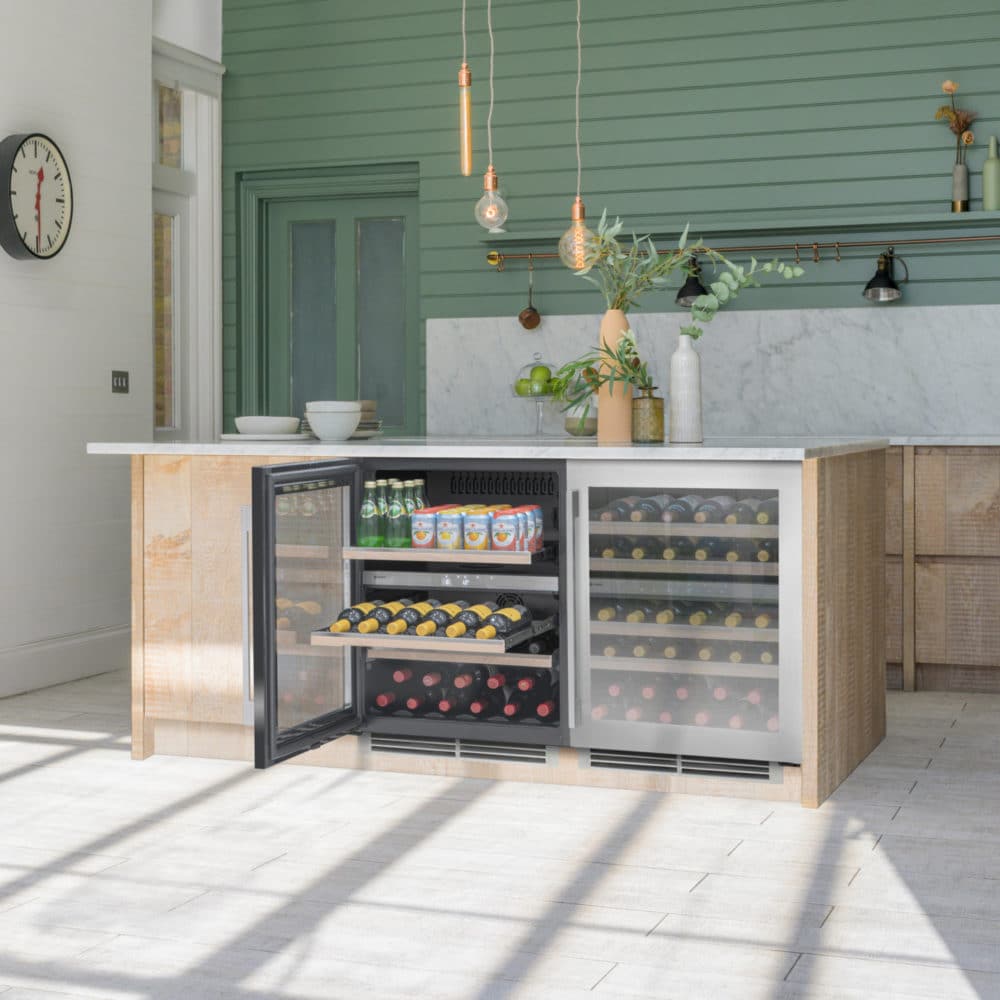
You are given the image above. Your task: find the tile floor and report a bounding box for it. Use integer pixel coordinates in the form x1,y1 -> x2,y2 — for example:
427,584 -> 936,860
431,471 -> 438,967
0,672 -> 999,999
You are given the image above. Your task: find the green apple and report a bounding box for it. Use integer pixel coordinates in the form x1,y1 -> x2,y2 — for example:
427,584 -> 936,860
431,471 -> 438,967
514,377 -> 533,397
529,364 -> 552,382
528,378 -> 551,396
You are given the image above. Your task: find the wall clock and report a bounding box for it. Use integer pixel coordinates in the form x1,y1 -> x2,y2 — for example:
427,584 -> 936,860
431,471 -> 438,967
0,132 -> 73,260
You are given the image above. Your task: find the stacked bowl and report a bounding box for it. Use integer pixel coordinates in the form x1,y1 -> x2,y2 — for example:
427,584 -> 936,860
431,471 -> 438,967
305,401 -> 362,441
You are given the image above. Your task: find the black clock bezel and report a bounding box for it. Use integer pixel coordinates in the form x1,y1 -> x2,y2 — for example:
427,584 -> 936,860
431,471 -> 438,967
0,132 -> 74,261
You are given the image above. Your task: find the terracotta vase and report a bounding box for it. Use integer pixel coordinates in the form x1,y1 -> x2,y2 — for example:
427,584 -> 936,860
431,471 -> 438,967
596,308 -> 633,443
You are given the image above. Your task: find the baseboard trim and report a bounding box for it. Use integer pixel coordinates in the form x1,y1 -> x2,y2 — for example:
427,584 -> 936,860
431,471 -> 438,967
0,626 -> 130,699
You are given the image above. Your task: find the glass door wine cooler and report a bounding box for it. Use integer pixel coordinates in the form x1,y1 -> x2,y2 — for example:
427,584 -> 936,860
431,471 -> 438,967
568,461 -> 803,764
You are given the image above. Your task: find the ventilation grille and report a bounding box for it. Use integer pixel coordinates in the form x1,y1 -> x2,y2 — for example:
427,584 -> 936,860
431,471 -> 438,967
448,471 -> 557,498
588,748 -> 772,781
370,733 -> 549,765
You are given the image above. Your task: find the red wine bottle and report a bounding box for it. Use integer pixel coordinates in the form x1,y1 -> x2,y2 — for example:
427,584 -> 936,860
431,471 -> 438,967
660,495 -> 704,523
371,691 -> 398,711
437,687 -> 476,715
597,496 -> 643,521
515,670 -> 554,695
535,695 -> 558,720
755,497 -> 779,525
629,494 -> 675,522
468,690 -> 505,717
453,667 -> 490,690
756,539 -> 779,563
661,537 -> 696,561
693,538 -> 724,562
724,497 -> 763,524
693,496 -> 737,523
485,670 -> 511,690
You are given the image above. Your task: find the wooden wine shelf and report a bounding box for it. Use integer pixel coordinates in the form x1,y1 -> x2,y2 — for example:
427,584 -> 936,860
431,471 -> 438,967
589,521 -> 779,538
590,656 -> 779,680
342,545 -> 546,565
275,543 -> 331,560
365,648 -> 554,669
590,620 -> 779,642
311,617 -> 555,655
276,629 -> 339,656
591,558 -> 778,577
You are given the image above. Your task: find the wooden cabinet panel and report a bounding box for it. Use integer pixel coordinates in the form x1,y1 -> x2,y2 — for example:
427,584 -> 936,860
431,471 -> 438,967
915,448 -> 1000,556
886,556 -> 902,663
916,559 -> 1000,666
886,446 -> 903,556
143,456 -> 193,720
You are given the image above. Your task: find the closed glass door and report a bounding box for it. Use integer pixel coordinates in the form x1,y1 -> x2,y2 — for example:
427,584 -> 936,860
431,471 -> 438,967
263,195 -> 421,435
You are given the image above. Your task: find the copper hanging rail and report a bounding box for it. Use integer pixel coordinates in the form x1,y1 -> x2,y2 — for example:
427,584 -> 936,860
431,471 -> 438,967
486,231 -> 1000,270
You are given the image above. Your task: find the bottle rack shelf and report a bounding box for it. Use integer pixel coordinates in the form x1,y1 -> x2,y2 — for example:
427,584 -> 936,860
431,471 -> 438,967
589,521 -> 779,538
591,558 -> 777,577
311,616 -> 556,655
589,619 -> 778,643
590,656 -> 779,680
343,545 -> 549,566
365,648 -> 555,669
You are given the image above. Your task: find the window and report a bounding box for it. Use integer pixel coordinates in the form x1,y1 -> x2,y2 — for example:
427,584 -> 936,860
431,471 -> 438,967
151,39 -> 223,441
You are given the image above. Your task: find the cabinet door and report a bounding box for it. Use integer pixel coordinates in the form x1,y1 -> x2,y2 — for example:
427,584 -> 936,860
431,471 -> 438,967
568,461 -> 803,765
253,461 -> 362,767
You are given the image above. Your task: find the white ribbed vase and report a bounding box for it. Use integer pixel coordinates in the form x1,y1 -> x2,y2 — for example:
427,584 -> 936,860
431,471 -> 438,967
669,333 -> 703,444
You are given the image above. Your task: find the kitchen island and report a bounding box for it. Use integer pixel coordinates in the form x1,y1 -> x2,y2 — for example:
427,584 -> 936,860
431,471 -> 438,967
88,436 -> 887,807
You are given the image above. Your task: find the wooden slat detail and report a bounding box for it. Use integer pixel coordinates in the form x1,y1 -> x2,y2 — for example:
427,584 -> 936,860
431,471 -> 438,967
916,559 -> 1000,666
189,457 -> 257,724
886,555 -> 903,665
131,456 -> 152,759
801,449 -> 886,808
143,456 -> 193,720
915,447 -> 1000,556
885,446 -> 903,555
902,446 -> 916,691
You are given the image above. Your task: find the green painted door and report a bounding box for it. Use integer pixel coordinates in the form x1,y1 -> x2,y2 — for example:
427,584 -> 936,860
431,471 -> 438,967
264,195 -> 421,435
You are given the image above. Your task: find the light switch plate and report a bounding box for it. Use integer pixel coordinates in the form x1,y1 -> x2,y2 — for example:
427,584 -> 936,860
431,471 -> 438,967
112,370 -> 129,394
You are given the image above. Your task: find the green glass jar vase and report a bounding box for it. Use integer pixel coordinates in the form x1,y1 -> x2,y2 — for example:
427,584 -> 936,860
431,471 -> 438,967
631,387 -> 664,443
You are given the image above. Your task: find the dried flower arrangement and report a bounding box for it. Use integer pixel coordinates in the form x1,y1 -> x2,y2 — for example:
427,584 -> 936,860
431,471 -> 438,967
935,80 -> 977,165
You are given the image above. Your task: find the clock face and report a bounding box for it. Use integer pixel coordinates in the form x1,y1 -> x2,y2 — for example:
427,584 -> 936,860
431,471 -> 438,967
0,133 -> 73,260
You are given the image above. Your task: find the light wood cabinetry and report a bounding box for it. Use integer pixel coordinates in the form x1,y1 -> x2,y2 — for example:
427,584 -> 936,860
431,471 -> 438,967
887,446 -> 1000,692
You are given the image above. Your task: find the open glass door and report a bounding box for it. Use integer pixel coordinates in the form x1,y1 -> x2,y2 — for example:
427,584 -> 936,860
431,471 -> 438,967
253,460 -> 361,767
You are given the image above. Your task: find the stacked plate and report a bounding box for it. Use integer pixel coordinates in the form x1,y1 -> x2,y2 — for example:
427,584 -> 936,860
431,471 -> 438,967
353,399 -> 382,439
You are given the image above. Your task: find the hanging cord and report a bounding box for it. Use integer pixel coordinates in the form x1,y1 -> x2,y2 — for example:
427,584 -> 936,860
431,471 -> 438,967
461,0 -> 467,63
487,0 -> 495,165
574,0 -> 582,198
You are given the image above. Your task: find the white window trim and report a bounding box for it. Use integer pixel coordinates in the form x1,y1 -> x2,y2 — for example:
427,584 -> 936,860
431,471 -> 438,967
152,38 -> 224,442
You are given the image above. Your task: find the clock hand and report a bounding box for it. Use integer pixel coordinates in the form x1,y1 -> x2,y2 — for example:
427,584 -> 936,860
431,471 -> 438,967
35,167 -> 44,253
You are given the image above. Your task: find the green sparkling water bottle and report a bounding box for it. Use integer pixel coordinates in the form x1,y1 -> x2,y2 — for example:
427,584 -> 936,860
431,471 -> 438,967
385,482 -> 410,547
357,480 -> 383,547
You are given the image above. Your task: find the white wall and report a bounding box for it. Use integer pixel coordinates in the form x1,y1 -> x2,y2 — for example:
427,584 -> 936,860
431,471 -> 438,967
153,0 -> 222,61
0,0 -> 152,696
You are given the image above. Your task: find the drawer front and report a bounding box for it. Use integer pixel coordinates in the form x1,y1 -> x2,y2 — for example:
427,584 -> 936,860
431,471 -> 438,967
885,556 -> 902,664
916,559 -> 1000,666
916,448 -> 1000,557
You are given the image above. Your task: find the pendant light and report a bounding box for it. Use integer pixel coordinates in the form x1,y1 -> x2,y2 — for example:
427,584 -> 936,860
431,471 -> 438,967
475,0 -> 509,231
675,258 -> 708,307
557,0 -> 594,269
458,0 -> 472,176
863,246 -> 908,302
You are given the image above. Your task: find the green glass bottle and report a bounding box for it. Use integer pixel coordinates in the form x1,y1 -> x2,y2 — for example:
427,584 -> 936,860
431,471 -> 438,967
375,479 -> 389,533
412,478 -> 427,510
357,480 -> 383,547
403,480 -> 417,516
385,482 -> 410,548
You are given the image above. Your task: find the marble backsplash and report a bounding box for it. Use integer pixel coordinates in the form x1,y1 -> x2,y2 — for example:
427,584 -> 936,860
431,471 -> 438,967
426,305 -> 1000,438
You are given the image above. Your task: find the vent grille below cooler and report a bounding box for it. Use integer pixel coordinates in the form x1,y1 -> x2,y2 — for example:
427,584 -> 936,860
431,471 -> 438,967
588,748 -> 773,781
369,733 -> 549,765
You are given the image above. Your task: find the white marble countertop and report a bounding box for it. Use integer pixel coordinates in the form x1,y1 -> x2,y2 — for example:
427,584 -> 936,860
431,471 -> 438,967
87,435 -> 888,462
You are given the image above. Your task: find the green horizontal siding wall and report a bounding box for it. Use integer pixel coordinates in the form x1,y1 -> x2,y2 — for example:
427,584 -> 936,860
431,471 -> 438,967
222,0 -> 1000,422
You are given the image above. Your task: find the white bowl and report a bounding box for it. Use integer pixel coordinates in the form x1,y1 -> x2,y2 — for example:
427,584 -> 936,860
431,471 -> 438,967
235,416 -> 301,435
308,409 -> 362,441
305,400 -> 362,413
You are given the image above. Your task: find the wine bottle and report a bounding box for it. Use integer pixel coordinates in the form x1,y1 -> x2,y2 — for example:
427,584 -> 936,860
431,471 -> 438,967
693,538 -> 724,561
445,602 -> 499,637
591,703 -> 612,721
637,679 -> 661,702
597,536 -> 637,559
766,713 -> 780,732
631,642 -> 652,658
629,494 -> 675,522
693,496 -> 736,523
420,670 -> 444,687
753,609 -> 777,629
524,633 -> 557,655
391,666 -> 415,684
708,681 -> 731,702
661,537 -> 696,561
437,688 -> 476,715
485,670 -> 512,690
723,540 -> 758,563
756,539 -> 779,563
723,607 -> 745,628
625,603 -> 660,624
372,691 -> 398,710
515,671 -> 553,695
630,541 -> 659,560
661,639 -> 690,660
327,600 -> 384,633
592,600 -> 626,622
383,599 -> 441,635
599,640 -> 623,658
688,604 -> 723,626
501,692 -> 533,719
724,497 -> 763,524
727,646 -> 745,664
453,666 -> 490,690
597,496 -> 643,521
606,679 -> 625,699
655,602 -> 687,625
758,646 -> 776,665
468,690 -> 504,717
696,643 -> 716,662
623,701 -> 648,722
660,495 -> 704,523
535,696 -> 558,720
414,601 -> 470,636
755,497 -> 779,525
356,599 -> 414,634
743,687 -> 764,706
403,692 -> 438,715
475,605 -> 533,640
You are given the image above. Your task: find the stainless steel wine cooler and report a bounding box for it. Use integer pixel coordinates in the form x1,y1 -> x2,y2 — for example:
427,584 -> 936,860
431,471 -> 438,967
568,460 -> 803,764
253,459 -> 568,768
